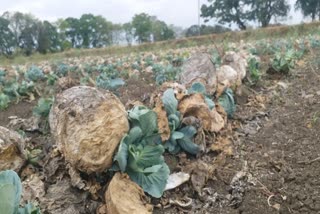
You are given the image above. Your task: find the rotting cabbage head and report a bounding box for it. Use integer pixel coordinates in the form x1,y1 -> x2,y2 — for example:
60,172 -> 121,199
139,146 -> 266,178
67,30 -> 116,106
49,86 -> 129,173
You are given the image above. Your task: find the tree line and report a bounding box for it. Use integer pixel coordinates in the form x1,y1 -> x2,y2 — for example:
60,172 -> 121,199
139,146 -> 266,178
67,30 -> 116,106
0,0 -> 319,57
201,0 -> 320,30
0,11 -> 232,57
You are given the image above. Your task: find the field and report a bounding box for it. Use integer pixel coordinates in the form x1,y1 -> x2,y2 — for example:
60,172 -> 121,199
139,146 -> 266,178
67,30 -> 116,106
1,22 -> 320,214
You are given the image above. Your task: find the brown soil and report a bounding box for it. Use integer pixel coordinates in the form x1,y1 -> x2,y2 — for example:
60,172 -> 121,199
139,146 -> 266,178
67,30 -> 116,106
237,56 -> 320,214
0,100 -> 36,127
154,53 -> 320,213
118,73 -> 157,107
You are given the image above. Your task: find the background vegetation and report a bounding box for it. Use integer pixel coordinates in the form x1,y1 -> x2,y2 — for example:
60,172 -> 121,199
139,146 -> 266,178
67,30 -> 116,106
0,0 -> 319,58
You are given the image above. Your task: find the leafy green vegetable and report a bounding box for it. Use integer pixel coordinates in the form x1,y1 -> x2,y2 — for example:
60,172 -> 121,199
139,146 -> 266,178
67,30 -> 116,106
0,170 -> 40,214
18,81 -> 35,96
0,170 -> 21,214
114,106 -> 169,198
162,89 -> 178,115
161,88 -> 200,155
155,74 -> 166,85
126,144 -> 169,198
188,82 -> 206,95
0,70 -> 6,85
46,73 -> 58,86
218,88 -> 236,118
153,65 -> 181,85
177,126 -> 199,155
205,97 -> 215,110
188,82 -> 215,110
128,106 -> 158,140
3,82 -> 20,99
271,49 -> 302,74
33,98 -> 54,118
211,49 -> 222,67
55,63 -> 69,77
0,93 -> 10,110
18,203 -> 41,214
25,66 -> 44,82
114,136 -> 129,172
248,57 -> 261,84
96,73 -> 125,91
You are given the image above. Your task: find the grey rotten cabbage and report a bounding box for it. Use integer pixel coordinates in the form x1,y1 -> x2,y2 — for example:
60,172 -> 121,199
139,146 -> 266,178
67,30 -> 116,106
49,86 -> 129,173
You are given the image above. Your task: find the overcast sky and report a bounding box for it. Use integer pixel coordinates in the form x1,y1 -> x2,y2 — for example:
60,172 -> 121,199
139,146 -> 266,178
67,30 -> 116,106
0,0 -> 306,28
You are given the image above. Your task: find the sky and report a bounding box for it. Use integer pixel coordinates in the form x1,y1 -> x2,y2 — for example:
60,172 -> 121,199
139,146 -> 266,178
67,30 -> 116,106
0,0 -> 307,28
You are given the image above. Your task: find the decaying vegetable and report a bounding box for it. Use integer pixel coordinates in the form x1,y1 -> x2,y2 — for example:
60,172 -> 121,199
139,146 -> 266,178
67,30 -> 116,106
49,86 -> 129,173
0,126 -> 26,172
178,93 -> 225,133
105,173 -> 153,214
153,100 -> 170,142
222,51 -> 247,82
178,53 -> 217,93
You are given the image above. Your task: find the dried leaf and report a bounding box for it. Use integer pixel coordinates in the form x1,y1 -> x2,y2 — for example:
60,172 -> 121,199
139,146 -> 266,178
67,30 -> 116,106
211,137 -> 233,156
189,161 -> 214,195
153,101 -> 170,141
21,174 -> 45,203
105,173 -> 153,214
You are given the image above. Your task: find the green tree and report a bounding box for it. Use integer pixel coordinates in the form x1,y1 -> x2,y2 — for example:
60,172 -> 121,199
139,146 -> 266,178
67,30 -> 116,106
247,0 -> 290,27
44,21 -> 60,52
37,22 -> 50,54
132,13 -> 152,43
201,0 -> 249,30
2,12 -> 39,54
2,11 -> 25,47
79,14 -> 96,48
185,25 -> 201,37
169,25 -> 184,38
94,16 -> 113,47
37,21 -> 60,54
111,23 -> 123,45
203,24 -> 230,34
78,14 -> 113,48
123,22 -> 134,45
59,17 -> 82,48
185,24 -> 231,37
0,17 -> 15,55
295,0 -> 320,21
17,14 -> 39,55
151,19 -> 175,42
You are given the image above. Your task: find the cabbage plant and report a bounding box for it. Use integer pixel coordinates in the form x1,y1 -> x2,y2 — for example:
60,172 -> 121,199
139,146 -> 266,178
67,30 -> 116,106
218,88 -> 236,118
0,170 -> 40,214
24,66 -> 44,82
162,89 -> 200,155
33,97 -> 54,118
188,82 -> 215,110
0,93 -> 10,110
114,106 -> 169,198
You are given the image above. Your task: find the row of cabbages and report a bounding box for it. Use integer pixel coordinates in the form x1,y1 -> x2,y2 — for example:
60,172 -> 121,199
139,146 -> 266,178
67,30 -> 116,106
48,49 -> 251,213
0,48 -> 253,213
